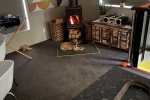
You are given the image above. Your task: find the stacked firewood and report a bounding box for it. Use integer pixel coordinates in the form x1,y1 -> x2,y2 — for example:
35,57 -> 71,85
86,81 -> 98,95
69,29 -> 81,39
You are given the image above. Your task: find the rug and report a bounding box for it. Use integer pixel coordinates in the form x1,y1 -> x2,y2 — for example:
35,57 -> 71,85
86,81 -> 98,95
73,67 -> 150,100
57,43 -> 100,57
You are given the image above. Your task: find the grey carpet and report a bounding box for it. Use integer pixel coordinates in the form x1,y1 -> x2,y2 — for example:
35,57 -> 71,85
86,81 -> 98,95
73,67 -> 150,100
5,40 -> 128,100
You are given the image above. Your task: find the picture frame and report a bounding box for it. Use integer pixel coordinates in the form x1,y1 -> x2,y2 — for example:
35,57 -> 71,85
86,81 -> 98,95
27,0 -> 63,12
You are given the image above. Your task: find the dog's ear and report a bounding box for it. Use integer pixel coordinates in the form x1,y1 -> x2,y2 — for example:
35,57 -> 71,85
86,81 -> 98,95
78,40 -> 81,44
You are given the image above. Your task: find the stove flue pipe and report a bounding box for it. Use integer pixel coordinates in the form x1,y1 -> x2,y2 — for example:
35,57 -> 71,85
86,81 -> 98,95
69,0 -> 78,7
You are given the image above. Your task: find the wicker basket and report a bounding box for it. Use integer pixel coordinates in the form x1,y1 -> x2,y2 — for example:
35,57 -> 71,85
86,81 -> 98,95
85,23 -> 92,41
49,19 -> 64,41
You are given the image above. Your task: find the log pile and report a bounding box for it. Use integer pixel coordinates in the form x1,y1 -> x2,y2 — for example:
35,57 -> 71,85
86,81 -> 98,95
69,29 -> 81,39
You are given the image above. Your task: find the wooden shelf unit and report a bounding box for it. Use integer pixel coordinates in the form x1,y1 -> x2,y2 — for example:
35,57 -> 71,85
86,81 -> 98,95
91,19 -> 132,51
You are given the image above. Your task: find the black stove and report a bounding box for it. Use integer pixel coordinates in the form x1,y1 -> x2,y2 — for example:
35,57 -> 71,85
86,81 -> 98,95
64,0 -> 86,43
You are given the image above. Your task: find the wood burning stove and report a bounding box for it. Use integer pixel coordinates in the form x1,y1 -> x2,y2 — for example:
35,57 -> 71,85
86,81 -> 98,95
65,0 -> 86,43
65,5 -> 82,29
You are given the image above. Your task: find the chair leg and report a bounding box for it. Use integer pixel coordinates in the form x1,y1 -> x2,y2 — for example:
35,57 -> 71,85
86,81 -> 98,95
13,78 -> 18,86
8,92 -> 17,100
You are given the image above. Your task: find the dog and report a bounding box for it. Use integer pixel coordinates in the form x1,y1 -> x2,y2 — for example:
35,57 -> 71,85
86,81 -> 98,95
60,42 -> 84,51
60,42 -> 74,51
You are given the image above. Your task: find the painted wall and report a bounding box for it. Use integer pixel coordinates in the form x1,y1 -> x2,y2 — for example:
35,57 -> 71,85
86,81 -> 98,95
78,0 -> 99,21
6,0 -> 68,53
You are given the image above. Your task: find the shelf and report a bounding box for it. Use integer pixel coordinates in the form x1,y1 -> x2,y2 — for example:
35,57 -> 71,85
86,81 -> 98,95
91,20 -> 132,51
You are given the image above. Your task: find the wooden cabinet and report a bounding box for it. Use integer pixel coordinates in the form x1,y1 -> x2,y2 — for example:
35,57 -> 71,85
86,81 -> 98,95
91,19 -> 132,51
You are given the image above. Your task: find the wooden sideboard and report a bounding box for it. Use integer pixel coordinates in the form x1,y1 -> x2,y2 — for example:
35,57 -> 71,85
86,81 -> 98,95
91,19 -> 132,51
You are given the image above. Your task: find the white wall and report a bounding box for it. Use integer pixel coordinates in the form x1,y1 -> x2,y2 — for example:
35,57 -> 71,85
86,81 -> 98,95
6,0 -> 68,53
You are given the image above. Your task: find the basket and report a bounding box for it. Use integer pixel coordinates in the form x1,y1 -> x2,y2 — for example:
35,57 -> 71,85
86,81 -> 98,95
49,19 -> 64,41
85,23 -> 92,41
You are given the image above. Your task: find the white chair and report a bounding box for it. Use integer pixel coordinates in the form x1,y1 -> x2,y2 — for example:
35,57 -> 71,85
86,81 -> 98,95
0,60 -> 17,100
0,34 -> 6,61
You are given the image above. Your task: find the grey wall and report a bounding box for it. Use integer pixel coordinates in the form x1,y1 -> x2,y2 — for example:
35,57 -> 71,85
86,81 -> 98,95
78,0 -> 99,21
5,0 -> 68,53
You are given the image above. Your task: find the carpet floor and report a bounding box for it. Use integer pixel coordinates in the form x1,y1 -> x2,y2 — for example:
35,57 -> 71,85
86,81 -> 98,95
5,40 -> 128,100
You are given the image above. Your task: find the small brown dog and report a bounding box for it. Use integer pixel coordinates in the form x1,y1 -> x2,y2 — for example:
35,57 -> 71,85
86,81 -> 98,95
20,45 -> 32,51
60,42 -> 85,51
60,42 -> 73,51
